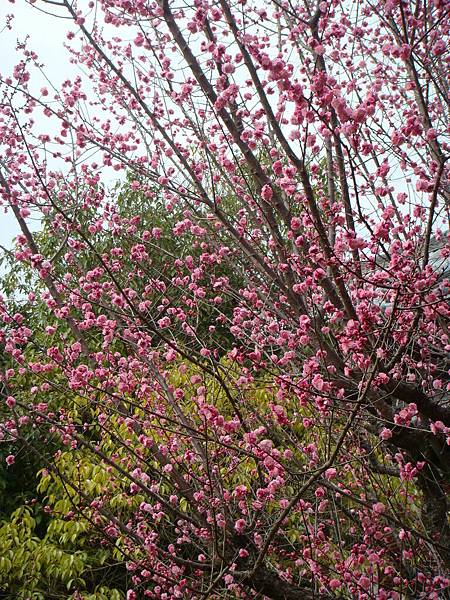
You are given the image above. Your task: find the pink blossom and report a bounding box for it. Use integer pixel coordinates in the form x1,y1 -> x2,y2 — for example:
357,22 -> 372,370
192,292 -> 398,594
234,519 -> 246,533
380,428 -> 393,440
261,185 -> 273,200
329,579 -> 341,590
324,468 -> 337,480
372,502 -> 386,514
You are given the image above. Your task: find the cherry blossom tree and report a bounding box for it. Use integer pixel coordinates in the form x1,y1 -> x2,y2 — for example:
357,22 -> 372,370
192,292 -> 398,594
0,0 -> 449,598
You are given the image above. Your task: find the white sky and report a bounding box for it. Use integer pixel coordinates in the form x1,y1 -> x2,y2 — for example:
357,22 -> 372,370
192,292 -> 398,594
0,0 -> 71,249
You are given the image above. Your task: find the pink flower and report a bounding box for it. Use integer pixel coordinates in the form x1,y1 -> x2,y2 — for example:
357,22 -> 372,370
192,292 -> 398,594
372,502 -> 385,514
312,374 -> 324,391
315,486 -> 325,498
5,455 -> 15,466
290,216 -> 301,230
325,468 -> 337,480
234,519 -> 246,533
6,396 -> 16,408
272,160 -> 283,175
380,428 -> 393,440
432,39 -> 446,56
261,184 -> 273,200
359,576 -> 370,590
430,421 -> 445,434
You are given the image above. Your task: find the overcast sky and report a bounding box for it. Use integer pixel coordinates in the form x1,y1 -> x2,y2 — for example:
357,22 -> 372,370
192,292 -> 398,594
1,1 -> 71,249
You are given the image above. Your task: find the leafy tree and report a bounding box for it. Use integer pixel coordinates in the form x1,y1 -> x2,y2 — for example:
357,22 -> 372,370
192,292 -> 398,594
0,0 -> 449,598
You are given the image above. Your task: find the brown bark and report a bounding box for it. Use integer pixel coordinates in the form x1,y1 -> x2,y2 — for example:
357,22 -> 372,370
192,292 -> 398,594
245,566 -> 330,600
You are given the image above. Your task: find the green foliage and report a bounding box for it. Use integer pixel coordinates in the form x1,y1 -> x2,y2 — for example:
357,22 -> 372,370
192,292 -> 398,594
0,500 -> 125,599
0,505 -> 83,598
0,451 -> 126,600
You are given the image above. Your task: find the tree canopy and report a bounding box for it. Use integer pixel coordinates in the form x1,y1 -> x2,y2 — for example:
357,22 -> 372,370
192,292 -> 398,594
0,0 -> 449,598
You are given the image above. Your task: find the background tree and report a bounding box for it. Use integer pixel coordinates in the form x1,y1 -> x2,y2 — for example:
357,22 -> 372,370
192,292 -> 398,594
0,0 -> 449,598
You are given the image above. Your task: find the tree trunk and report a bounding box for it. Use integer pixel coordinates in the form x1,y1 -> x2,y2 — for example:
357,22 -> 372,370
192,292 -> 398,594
245,566 -> 330,600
